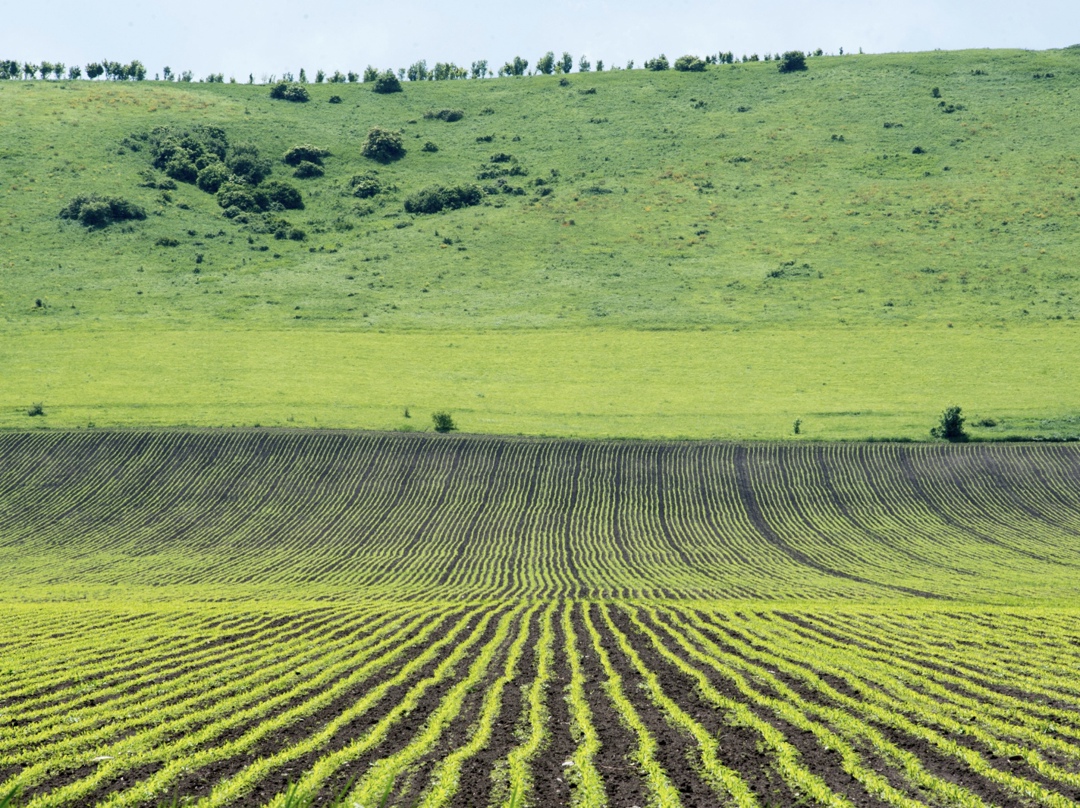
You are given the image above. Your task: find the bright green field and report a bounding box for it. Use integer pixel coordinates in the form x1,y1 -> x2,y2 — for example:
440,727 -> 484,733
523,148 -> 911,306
2,48 -> 1079,438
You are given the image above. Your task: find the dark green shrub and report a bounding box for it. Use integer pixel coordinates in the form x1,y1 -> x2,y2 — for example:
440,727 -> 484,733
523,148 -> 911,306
432,411 -> 456,432
283,144 -> 330,166
674,55 -> 706,72
362,127 -> 406,162
421,141 -> 439,153
292,161 -> 324,179
155,237 -> 180,247
226,144 -> 272,185
261,180 -> 304,209
644,54 -> 669,71
59,195 -> 146,228
269,82 -> 309,101
196,161 -> 231,193
931,405 -> 968,442
778,51 -> 808,73
216,181 -> 270,212
349,173 -> 381,198
560,52 -> 573,74
537,52 -> 555,75
404,184 -> 483,214
27,403 -> 45,417
164,156 -> 198,183
372,71 -> 402,93
328,95 -> 342,104
423,108 -> 464,122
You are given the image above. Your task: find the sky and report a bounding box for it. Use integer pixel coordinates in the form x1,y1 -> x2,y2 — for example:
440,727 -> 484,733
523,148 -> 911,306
3,0 -> 1079,80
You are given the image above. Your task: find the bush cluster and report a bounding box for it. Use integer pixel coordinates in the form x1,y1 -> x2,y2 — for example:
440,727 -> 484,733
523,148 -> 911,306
283,144 -> 330,166
348,173 -> 382,199
269,82 -> 309,102
404,184 -> 483,214
673,55 -> 706,72
59,195 -> 146,229
423,109 -> 464,122
644,54 -> 669,71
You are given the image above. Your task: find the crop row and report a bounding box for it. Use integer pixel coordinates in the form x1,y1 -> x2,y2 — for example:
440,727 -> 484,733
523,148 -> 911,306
2,600 -> 1078,806
2,431 -> 1080,600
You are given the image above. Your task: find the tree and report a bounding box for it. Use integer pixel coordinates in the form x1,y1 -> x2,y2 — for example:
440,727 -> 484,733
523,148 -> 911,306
372,70 -> 402,93
931,406 -> 968,442
52,63 -> 65,80
298,68 -> 307,83
674,54 -> 706,72
596,60 -> 604,71
407,60 -> 427,82
363,65 -> 379,82
39,62 -> 53,79
23,62 -> 37,80
471,60 -> 488,79
537,51 -> 555,75
778,51 -> 808,73
315,69 -> 325,83
163,66 -> 173,81
67,65 -> 81,80
644,54 -> 669,71
128,60 -> 147,80
578,55 -> 591,72
347,71 -> 359,82
560,52 -> 573,74
432,411 -> 456,433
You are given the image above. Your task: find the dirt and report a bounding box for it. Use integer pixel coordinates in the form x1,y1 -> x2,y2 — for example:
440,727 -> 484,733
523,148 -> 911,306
570,603 -> 651,808
525,614 -> 579,808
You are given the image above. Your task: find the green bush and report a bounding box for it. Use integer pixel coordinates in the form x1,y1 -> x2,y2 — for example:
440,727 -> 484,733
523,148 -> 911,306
362,127 -> 406,163
348,173 -> 382,198
216,181 -> 270,213
931,406 -> 968,442
269,82 -> 310,102
372,71 -> 402,94
283,144 -> 330,166
421,141 -> 439,153
226,143 -> 272,185
537,52 -> 555,75
261,180 -> 304,210
292,161 -> 325,179
778,51 -> 808,73
59,195 -> 147,229
432,411 -> 456,432
404,184 -> 483,214
423,109 -> 464,122
645,54 -> 669,71
328,95 -> 342,104
674,55 -> 706,72
196,162 -> 231,193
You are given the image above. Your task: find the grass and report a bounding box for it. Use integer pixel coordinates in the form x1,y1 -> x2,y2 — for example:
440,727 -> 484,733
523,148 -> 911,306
2,47 -> 1080,438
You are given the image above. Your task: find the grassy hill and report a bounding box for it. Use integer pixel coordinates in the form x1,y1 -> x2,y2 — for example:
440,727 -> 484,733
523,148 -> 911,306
2,48 -> 1079,438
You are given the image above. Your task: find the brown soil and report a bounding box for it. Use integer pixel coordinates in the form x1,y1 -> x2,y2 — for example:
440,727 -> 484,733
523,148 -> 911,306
570,603 -> 650,808
524,614 -> 578,808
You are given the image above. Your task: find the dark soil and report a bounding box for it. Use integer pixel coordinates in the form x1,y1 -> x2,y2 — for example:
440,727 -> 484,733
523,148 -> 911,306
570,603 -> 650,808
526,613 -> 578,808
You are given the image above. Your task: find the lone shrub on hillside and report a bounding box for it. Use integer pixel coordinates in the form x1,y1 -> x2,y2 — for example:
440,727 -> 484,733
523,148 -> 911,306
348,173 -> 382,198
292,161 -> 325,179
404,184 -> 482,214
931,406 -> 968,442
59,195 -> 146,229
362,127 -> 406,163
645,54 -> 669,71
372,71 -> 402,94
432,411 -> 456,433
269,82 -> 310,102
260,180 -> 304,210
674,55 -> 706,72
423,108 -> 464,122
778,51 -> 808,73
283,144 -> 330,166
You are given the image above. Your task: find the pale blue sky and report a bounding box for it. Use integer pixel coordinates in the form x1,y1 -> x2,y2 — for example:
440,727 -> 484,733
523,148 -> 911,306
4,0 -> 1078,80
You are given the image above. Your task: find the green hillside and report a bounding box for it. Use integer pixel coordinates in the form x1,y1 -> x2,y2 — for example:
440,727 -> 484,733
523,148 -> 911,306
2,48 -> 1079,438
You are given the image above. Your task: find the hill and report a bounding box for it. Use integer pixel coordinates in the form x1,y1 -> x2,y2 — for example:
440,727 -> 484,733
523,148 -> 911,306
2,48 -> 1079,438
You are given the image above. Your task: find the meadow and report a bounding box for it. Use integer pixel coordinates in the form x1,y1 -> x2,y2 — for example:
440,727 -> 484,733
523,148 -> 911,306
2,47 -> 1079,438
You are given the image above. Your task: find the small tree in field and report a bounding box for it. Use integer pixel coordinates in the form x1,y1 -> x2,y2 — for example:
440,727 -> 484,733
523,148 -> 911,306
537,52 -> 555,75
559,52 -> 573,74
362,127 -> 406,162
372,70 -> 402,93
931,406 -> 968,442
778,51 -> 808,73
432,412 -> 456,433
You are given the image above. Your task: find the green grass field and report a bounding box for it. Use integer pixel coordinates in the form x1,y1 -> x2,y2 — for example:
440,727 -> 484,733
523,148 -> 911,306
2,47 -> 1079,438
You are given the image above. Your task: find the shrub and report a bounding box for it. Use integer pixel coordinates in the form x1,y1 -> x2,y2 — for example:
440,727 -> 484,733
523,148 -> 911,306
283,144 -> 330,166
164,156 -> 198,183
372,71 -> 402,93
363,65 -> 379,83
432,411 -> 456,432
931,405 -> 968,442
226,144 -> 272,185
59,195 -> 147,228
778,51 -> 808,73
328,95 -> 342,104
269,82 -> 309,102
216,181 -> 270,213
362,127 -> 406,162
645,54 -> 669,71
421,141 -> 439,153
261,180 -> 304,209
423,108 -> 464,122
196,161 -> 231,193
674,55 -> 706,72
348,173 -> 381,198
156,237 -> 180,247
292,161 -> 324,179
537,52 -> 555,75
27,403 -> 45,417
404,184 -> 482,214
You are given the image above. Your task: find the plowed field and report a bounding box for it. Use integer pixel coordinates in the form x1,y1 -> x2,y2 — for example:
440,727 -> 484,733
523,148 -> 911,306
2,430 -> 1079,807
